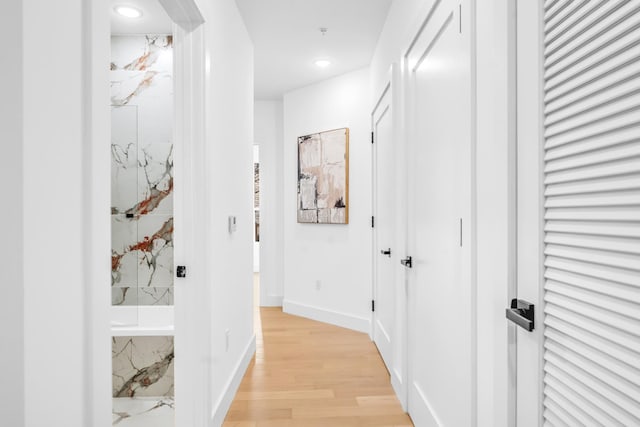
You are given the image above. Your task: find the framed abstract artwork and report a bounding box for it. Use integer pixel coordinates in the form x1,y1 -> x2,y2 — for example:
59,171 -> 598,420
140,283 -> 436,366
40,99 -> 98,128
297,128 -> 349,224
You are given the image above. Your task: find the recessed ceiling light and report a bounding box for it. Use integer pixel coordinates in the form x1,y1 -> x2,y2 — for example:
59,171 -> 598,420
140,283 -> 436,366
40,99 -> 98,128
114,5 -> 143,18
315,59 -> 331,68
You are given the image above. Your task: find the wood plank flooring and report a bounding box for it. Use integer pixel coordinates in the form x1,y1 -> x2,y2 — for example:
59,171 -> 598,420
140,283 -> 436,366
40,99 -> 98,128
223,306 -> 413,427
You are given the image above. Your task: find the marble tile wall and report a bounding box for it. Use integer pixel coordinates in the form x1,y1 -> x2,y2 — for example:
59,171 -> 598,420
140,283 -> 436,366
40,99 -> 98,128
112,336 -> 174,398
110,35 -> 174,306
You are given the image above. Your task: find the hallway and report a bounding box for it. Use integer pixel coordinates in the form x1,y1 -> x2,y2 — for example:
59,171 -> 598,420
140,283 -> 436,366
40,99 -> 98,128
223,307 -> 413,426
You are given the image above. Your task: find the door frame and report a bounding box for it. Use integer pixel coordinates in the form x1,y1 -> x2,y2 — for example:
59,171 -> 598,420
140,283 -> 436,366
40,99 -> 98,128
371,76 -> 392,342
513,0 -> 545,425
84,1 -> 207,425
371,64 -> 408,409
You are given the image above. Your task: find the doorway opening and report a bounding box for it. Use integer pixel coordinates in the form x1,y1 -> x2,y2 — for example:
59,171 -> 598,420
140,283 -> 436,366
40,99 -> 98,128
109,1 -> 176,425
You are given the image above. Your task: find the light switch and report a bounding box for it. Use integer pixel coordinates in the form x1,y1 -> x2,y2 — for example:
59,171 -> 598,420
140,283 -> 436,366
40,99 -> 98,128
228,215 -> 237,233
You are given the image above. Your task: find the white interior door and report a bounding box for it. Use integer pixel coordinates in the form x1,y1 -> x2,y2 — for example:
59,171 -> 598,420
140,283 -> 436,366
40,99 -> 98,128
372,83 -> 395,373
515,1 -> 640,425
405,1 -> 473,425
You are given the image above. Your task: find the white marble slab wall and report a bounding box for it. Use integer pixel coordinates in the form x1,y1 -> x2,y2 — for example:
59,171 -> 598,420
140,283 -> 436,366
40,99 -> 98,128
110,35 -> 174,306
112,336 -> 174,398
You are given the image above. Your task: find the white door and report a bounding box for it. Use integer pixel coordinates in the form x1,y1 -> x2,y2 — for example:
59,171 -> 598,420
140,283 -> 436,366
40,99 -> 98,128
405,1 -> 473,425
514,1 -> 640,425
372,83 -> 395,373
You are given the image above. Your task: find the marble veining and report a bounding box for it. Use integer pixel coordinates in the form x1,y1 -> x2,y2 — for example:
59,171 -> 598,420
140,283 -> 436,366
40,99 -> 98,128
112,215 -> 174,304
113,397 -> 174,427
111,34 -> 174,307
112,336 -> 174,398
111,36 -> 173,107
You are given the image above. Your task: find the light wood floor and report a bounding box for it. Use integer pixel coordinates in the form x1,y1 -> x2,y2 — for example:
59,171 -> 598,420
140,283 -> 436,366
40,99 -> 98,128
223,305 -> 413,427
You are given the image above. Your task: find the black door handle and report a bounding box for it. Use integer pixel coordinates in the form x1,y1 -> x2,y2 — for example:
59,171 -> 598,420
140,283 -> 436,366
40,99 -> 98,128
505,298 -> 534,331
400,256 -> 412,268
380,248 -> 391,257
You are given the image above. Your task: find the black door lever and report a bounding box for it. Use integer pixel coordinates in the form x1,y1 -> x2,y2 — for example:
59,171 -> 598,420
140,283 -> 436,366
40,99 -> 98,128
505,298 -> 534,331
400,256 -> 412,268
380,248 -> 391,257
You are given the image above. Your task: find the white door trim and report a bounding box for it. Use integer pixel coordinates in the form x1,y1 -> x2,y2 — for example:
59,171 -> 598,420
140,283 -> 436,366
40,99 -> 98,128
85,1 -> 207,425
171,7 -> 208,425
514,0 -> 545,425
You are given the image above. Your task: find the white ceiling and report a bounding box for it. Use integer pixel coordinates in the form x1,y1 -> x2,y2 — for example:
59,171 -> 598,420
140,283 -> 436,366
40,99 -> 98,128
235,0 -> 392,100
111,0 -> 173,35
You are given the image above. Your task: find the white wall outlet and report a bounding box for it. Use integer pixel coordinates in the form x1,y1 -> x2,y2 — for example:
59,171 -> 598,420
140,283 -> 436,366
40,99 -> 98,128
315,280 -> 321,290
228,216 -> 237,233
225,329 -> 230,352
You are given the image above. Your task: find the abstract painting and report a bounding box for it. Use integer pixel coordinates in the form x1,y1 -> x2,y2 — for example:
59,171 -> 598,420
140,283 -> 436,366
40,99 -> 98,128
297,128 -> 349,224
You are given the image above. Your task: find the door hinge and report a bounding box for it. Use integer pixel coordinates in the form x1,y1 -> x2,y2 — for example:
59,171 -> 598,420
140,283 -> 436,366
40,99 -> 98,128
459,4 -> 462,33
372,300 -> 375,312
371,216 -> 375,228
371,131 -> 374,144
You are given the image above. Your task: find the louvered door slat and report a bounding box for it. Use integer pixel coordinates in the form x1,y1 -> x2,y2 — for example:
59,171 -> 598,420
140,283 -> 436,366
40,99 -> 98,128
542,2 -> 640,425
544,43 -> 640,104
545,339 -> 640,401
544,75 -> 640,126
544,387 -> 594,426
545,328 -> 640,386
545,91 -> 640,136
545,3 -> 640,76
545,257 -> 640,288
545,314 -> 640,368
545,0 -> 608,52
545,142 -> 640,172
545,125 -> 640,160
544,0 -> 589,37
545,206 -> 640,221
544,0 -> 624,55
545,268 -> 640,302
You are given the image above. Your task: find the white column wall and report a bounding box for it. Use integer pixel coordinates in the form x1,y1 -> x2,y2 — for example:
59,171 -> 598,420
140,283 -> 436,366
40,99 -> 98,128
194,0 -> 255,423
283,68 -> 372,333
0,1 -> 24,425
475,1 -> 515,426
22,0 -> 87,425
255,101 -> 285,306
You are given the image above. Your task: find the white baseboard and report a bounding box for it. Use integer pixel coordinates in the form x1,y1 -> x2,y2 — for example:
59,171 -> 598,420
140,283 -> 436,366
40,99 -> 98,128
283,299 -> 370,333
392,368 -> 407,412
260,294 -> 284,307
210,334 -> 256,427
409,382 -> 443,427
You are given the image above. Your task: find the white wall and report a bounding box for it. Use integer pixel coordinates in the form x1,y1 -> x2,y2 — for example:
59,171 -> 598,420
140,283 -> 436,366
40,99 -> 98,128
282,68 -> 372,333
0,1 -> 24,425
195,0 -> 255,423
255,101 -> 285,306
21,0 -> 88,425
370,0 -> 428,96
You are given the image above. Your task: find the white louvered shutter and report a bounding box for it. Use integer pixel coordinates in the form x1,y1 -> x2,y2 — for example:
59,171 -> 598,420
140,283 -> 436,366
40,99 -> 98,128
542,0 -> 640,425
